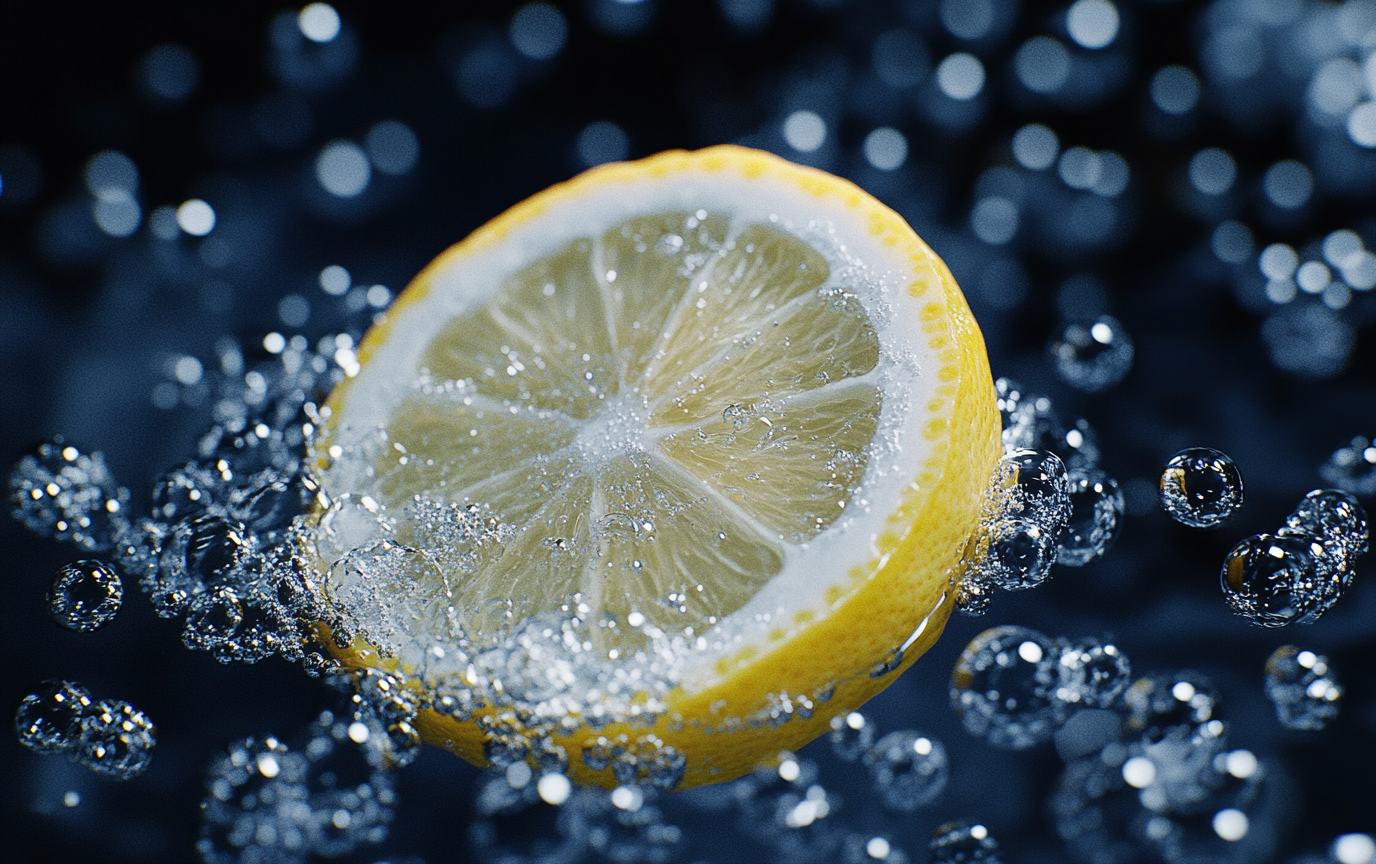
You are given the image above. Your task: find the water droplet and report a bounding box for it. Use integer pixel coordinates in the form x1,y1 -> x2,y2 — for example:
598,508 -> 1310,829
1221,532 -> 1325,627
1159,447 -> 1244,528
951,625 -> 1064,749
1057,469 -> 1124,566
1049,316 -> 1134,392
864,730 -> 948,810
929,821 -> 1001,863
47,560 -> 123,631
1264,645 -> 1342,730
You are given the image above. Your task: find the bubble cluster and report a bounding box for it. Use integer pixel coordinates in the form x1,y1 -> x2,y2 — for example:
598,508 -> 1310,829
9,440 -> 130,551
1222,489 -> 1368,627
197,710 -> 394,864
1159,447 -> 1245,528
15,681 -> 156,779
1264,645 -> 1342,731
46,560 -> 123,631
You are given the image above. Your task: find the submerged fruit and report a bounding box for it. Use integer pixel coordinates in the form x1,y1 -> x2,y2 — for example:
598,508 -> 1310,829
307,145 -> 999,788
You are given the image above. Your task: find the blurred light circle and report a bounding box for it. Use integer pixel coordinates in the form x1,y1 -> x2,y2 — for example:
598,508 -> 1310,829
1263,160 -> 1313,209
939,0 -> 994,40
1189,148 -> 1236,196
176,199 -> 216,236
84,151 -> 138,198
1325,280 -> 1353,309
316,140 -> 371,198
936,53 -> 985,100
863,127 -> 907,170
320,264 -> 351,295
1059,147 -> 1101,190
1333,833 -> 1376,864
1204,26 -> 1263,81
510,3 -> 569,59
719,0 -> 773,34
298,3 -> 341,43
173,356 -> 203,386
1348,101 -> 1376,147
1012,124 -> 1059,170
1297,260 -> 1331,294
1212,220 -> 1254,264
782,110 -> 826,152
1323,229 -> 1363,268
1150,65 -> 1200,115
1067,196 -> 1115,243
1212,809 -> 1248,842
1092,152 -> 1129,197
365,120 -> 419,175
1309,58 -> 1363,120
1342,251 -> 1376,289
1259,243 -> 1299,281
872,28 -> 929,88
1261,303 -> 1356,378
577,121 -> 630,165
141,44 -> 199,102
1339,2 -> 1376,45
1015,37 -> 1071,94
1067,0 -> 1120,50
279,294 -> 311,327
1266,278 -> 1297,304
149,205 -> 181,240
971,197 -> 1019,245
457,46 -> 518,109
367,284 -> 392,308
92,194 -> 141,238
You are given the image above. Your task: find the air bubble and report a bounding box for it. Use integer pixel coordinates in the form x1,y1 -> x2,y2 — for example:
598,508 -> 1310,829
9,439 -> 130,552
1159,447 -> 1244,528
47,560 -> 123,631
828,711 -> 874,762
864,730 -> 948,810
1122,671 -> 1219,744
14,680 -> 93,755
951,625 -> 1064,749
77,700 -> 157,779
1264,645 -> 1341,730
1056,469 -> 1124,567
1221,533 -> 1325,627
1049,316 -> 1134,392
1055,640 -> 1130,708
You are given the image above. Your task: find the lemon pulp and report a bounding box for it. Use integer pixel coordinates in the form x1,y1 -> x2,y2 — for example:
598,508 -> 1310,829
310,146 -> 999,789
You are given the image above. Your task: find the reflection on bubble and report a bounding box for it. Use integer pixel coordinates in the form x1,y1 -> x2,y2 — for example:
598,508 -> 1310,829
1012,124 -> 1059,170
1016,37 -> 1071,94
936,53 -> 984,101
509,3 -> 568,60
1150,65 -> 1200,115
1066,0 -> 1120,50
316,140 -> 371,198
577,120 -> 630,166
782,110 -> 827,152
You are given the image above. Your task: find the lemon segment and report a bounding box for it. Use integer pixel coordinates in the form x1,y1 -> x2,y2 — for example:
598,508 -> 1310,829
312,145 -> 1000,790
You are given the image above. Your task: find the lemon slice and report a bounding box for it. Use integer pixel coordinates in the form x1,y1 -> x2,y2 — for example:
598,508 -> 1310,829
310,145 -> 999,789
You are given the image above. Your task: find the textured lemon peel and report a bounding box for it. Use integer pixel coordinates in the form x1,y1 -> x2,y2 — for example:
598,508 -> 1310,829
315,145 -> 999,790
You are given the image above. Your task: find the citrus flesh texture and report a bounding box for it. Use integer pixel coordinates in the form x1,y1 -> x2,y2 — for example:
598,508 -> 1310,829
311,145 -> 1000,789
